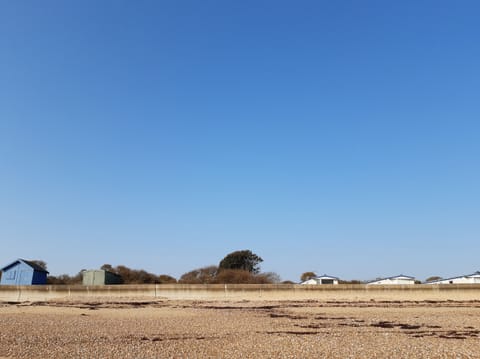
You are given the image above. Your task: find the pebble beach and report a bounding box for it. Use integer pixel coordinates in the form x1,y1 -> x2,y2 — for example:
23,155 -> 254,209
1,299 -> 480,358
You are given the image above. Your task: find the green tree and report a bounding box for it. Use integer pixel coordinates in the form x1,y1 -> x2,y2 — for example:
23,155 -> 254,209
300,271 -> 317,282
218,250 -> 263,274
425,276 -> 442,282
100,264 -> 114,272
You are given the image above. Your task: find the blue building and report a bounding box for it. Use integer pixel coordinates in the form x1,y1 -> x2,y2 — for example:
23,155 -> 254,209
0,259 -> 49,285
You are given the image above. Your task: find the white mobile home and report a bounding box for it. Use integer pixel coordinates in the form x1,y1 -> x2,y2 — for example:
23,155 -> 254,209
301,274 -> 339,285
425,271 -> 480,285
366,275 -> 415,285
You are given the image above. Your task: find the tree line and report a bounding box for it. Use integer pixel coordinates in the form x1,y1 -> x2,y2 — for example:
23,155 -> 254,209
40,250 -> 284,285
47,263 -> 177,285
20,254 -> 447,285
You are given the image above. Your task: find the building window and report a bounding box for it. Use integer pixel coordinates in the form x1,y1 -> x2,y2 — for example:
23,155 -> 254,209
6,270 -> 16,280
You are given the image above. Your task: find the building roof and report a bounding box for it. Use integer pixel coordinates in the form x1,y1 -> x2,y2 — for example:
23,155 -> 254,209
366,274 -> 415,284
300,274 -> 340,284
1,259 -> 49,273
425,271 -> 480,284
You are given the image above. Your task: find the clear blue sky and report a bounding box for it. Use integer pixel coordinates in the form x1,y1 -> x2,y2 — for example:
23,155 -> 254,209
1,1 -> 479,282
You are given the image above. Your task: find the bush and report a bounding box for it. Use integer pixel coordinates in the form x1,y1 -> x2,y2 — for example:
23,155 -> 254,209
158,275 -> 177,284
100,264 -> 176,284
213,269 -> 280,284
47,272 -> 83,285
179,266 -> 218,284
214,269 -> 255,284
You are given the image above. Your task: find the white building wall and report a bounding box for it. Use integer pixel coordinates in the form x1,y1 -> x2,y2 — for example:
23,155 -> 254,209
427,275 -> 480,284
301,276 -> 339,285
301,278 -> 319,285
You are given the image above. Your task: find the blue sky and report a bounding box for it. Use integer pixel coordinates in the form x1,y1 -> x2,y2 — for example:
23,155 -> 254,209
1,1 -> 479,282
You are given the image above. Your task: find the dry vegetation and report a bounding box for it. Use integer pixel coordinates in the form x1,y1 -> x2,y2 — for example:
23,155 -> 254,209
1,299 -> 480,358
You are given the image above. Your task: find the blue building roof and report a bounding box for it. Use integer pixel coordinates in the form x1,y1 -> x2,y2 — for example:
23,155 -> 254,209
1,259 -> 49,273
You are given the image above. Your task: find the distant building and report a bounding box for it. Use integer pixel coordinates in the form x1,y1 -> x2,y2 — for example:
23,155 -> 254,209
301,274 -> 339,285
424,271 -> 480,285
0,259 -> 49,285
366,275 -> 415,285
82,270 -> 123,285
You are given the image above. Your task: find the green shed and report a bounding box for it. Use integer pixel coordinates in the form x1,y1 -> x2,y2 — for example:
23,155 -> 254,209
82,270 -> 123,285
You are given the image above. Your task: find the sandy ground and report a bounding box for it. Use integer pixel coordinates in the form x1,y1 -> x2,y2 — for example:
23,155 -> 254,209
1,299 -> 480,358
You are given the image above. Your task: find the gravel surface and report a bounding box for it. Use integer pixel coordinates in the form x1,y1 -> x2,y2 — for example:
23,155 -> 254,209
1,299 -> 479,358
